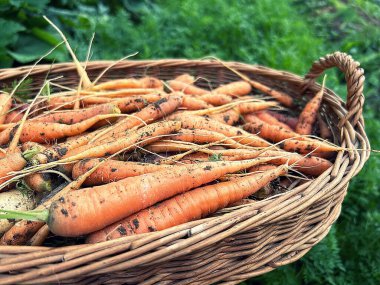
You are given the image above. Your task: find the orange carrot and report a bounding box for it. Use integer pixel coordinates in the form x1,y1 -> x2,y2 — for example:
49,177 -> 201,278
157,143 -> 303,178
248,164 -> 277,173
296,77 -> 326,135
86,165 -> 287,242
174,73 -> 195,84
168,129 -> 254,149
23,173 -> 52,193
249,79 -> 293,106
168,80 -> 209,95
243,114 -> 300,142
181,96 -> 212,110
139,77 -> 163,89
0,147 -> 40,185
0,113 -> 120,144
145,141 -> 196,153
72,159 -> 173,186
236,100 -> 278,114
33,103 -> 119,124
267,111 -> 298,130
61,120 -> 182,162
208,109 -> 240,125
213,81 -> 252,97
254,111 -> 293,131
200,93 -> 232,106
4,110 -> 24,124
42,157 -> 277,236
0,93 -> 12,125
279,139 -> 339,156
92,77 -> 163,91
168,114 -> 271,148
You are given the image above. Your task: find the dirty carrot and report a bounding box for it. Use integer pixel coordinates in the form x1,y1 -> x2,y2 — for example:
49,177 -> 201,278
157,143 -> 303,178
200,93 -> 232,106
23,172 -> 53,193
208,109 -> 240,125
296,76 -> 326,135
267,111 -> 298,130
0,113 -> 121,144
213,81 -> 252,97
254,111 -> 293,131
181,96 -> 213,110
86,165 -> 287,242
72,159 -> 173,186
236,100 -> 278,114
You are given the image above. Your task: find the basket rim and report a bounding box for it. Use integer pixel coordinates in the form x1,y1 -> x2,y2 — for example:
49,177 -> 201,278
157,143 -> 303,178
0,54 -> 371,284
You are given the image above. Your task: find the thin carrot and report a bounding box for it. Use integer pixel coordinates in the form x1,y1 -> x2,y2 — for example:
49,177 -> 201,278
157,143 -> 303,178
168,114 -> 271,148
200,93 -> 232,106
181,96 -> 212,110
33,103 -> 119,124
27,224 -> 50,246
254,111 -> 293,131
267,111 -> 298,130
295,76 -> 326,135
86,165 -> 287,242
72,159 -> 173,186
236,100 -> 278,114
213,81 -> 252,97
168,129 -> 254,149
168,80 -> 209,95
91,77 -> 163,91
4,110 -> 23,124
279,139 -> 339,156
0,93 -> 13,125
0,113 -> 121,144
145,141 -> 197,153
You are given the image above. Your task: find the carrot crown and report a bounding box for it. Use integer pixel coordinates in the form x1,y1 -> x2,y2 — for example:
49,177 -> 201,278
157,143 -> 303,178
0,209 -> 49,222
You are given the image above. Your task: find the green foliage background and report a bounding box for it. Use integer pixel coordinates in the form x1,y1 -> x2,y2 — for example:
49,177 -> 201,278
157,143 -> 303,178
0,0 -> 379,284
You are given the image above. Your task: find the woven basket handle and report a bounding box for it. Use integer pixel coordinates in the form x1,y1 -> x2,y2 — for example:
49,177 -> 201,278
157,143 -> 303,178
303,51 -> 365,128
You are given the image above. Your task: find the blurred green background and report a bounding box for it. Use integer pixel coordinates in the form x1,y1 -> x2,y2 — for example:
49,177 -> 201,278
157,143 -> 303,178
0,0 -> 379,284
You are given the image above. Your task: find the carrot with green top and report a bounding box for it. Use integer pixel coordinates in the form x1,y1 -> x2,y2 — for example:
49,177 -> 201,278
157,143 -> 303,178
86,165 -> 287,242
0,157 -> 278,237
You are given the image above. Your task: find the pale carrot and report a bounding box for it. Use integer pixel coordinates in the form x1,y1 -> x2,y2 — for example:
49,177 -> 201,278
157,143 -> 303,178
213,81 -> 252,97
168,80 -> 209,95
0,93 -> 12,125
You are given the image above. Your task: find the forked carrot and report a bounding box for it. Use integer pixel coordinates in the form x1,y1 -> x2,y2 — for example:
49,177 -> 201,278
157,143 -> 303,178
296,76 -> 326,135
86,165 -> 287,242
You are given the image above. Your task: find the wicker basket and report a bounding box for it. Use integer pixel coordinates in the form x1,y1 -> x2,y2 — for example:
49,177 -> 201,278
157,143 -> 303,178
0,52 -> 370,285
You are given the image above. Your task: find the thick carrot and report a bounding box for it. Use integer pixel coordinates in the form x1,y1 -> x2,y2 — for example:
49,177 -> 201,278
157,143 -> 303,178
208,109 -> 240,125
33,103 -> 118,124
243,114 -> 300,142
296,77 -> 326,135
168,129 -> 254,149
45,157 -> 278,236
168,114 -> 271,148
0,93 -> 12,125
87,165 -> 287,242
47,96 -> 78,110
213,81 -> 252,97
174,73 -> 195,84
139,77 -> 163,89
200,93 -> 232,106
168,80 -> 209,95
181,96 -> 212,110
254,111 -> 293,131
72,159 -> 173,186
0,113 -> 121,144
267,111 -> 298,130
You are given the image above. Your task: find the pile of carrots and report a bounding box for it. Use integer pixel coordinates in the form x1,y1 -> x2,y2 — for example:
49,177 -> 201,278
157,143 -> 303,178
0,66 -> 340,247
0,17 -> 340,247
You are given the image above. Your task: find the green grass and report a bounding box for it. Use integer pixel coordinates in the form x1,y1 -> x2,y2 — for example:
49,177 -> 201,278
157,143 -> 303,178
0,0 -> 379,284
